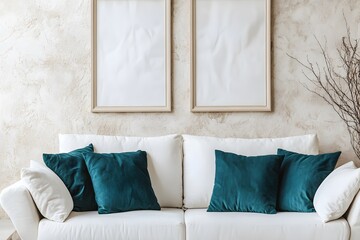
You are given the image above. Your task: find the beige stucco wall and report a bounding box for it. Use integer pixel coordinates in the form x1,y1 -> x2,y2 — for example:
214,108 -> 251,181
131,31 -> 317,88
0,0 -> 359,218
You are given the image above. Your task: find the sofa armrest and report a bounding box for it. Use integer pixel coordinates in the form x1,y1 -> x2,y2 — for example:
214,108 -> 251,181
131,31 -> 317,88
346,190 -> 360,240
0,181 -> 41,240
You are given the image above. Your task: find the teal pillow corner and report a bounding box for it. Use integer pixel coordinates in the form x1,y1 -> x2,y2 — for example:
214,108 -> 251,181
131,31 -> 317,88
43,144 -> 97,212
83,150 -> 160,214
277,148 -> 341,212
207,150 -> 284,214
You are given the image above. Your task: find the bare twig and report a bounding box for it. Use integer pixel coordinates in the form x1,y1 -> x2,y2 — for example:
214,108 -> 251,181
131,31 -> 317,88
288,19 -> 360,160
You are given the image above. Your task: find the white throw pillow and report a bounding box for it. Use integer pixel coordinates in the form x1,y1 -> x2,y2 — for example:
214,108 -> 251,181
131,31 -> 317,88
21,160 -> 73,222
314,161 -> 360,222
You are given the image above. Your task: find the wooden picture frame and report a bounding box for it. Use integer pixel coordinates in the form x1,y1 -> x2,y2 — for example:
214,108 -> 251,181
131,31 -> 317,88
191,0 -> 271,112
92,0 -> 171,112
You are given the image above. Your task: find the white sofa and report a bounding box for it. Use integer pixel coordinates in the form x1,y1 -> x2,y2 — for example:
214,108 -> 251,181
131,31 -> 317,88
1,134 -> 360,240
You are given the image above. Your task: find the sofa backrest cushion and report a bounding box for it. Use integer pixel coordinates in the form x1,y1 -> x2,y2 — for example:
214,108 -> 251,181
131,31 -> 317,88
183,134 -> 319,209
59,134 -> 183,208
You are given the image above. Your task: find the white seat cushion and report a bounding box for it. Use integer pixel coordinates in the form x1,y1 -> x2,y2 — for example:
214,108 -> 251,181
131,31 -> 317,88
183,134 -> 319,208
59,134 -> 183,208
185,209 -> 350,240
38,208 -> 185,240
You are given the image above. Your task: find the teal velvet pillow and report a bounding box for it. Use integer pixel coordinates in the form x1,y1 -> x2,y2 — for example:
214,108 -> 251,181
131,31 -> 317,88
277,149 -> 341,212
207,150 -> 284,214
43,144 -> 97,212
83,151 -> 160,214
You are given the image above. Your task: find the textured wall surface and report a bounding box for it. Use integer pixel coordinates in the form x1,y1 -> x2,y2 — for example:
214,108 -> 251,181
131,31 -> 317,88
0,0 -> 359,219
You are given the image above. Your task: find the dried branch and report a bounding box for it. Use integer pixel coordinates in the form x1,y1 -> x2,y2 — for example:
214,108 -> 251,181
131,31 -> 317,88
288,20 -> 360,160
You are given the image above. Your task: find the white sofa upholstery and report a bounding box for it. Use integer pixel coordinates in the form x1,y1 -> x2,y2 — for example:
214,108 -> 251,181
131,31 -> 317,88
0,181 -> 40,240
1,134 -> 360,240
38,209 -> 185,240
185,209 -> 350,240
346,190 -> 360,240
